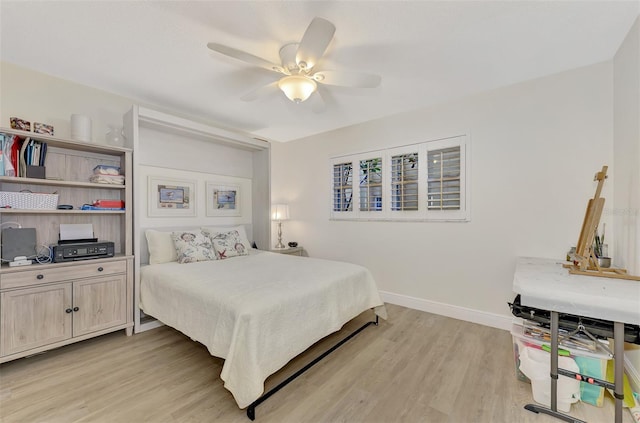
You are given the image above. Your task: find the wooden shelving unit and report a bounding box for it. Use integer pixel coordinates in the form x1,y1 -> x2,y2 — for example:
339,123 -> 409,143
0,127 -> 134,363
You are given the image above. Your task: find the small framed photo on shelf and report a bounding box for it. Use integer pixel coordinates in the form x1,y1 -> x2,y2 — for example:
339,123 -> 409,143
34,122 -> 54,135
206,181 -> 241,217
148,176 -> 196,217
10,117 -> 31,132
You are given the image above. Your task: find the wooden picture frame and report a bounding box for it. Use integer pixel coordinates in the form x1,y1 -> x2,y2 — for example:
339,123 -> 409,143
148,176 -> 196,217
206,181 -> 241,217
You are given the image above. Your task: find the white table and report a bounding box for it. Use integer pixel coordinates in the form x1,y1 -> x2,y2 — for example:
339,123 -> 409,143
513,257 -> 640,423
269,246 -> 303,256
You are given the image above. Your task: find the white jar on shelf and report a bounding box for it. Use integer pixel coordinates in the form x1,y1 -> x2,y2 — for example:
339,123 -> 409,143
70,114 -> 92,142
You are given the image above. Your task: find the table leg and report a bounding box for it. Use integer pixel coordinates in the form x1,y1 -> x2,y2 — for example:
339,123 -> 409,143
551,311 -> 559,412
614,322 -> 624,423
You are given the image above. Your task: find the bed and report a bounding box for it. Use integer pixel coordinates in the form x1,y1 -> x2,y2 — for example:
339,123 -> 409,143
139,243 -> 386,417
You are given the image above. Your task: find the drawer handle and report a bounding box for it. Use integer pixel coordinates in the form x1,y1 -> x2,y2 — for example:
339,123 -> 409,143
73,307 -> 79,312
37,274 -> 44,280
65,308 -> 72,313
97,267 -> 104,272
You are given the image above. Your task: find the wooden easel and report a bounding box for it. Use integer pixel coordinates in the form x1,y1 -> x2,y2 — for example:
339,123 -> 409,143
567,165 -> 640,281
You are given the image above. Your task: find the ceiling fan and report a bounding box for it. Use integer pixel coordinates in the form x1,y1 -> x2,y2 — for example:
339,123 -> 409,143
207,17 -> 381,106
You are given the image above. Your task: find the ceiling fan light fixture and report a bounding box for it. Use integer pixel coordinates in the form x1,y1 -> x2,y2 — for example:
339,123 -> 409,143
208,17 -> 381,106
278,75 -> 317,103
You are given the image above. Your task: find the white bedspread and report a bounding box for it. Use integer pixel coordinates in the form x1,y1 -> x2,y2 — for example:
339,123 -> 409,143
140,251 -> 386,408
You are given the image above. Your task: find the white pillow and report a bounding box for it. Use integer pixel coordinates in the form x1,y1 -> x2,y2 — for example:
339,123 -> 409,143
145,229 -> 178,264
170,230 -> 218,264
201,225 -> 252,249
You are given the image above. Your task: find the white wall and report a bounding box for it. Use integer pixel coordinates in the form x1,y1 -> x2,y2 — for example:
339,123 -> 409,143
613,17 -> 640,276
0,62 -> 133,143
271,62 -> 614,327
0,61 -> 240,147
613,16 -> 640,390
137,126 -> 254,177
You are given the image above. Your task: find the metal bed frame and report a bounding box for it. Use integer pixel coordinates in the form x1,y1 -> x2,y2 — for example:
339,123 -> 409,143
246,315 -> 379,420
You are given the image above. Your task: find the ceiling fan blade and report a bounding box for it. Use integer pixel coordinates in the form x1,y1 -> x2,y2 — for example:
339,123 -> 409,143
309,90 -> 326,113
313,70 -> 382,88
240,81 -> 280,102
296,17 -> 336,71
207,43 -> 285,74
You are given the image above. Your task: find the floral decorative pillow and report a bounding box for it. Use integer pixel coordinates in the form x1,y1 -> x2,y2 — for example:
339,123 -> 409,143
171,231 -> 217,264
201,225 -> 252,249
207,230 -> 250,259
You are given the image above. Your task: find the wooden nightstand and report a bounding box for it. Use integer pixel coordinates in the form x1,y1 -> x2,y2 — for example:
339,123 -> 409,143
270,246 -> 303,256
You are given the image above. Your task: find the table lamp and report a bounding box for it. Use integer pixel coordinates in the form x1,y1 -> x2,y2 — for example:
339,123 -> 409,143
271,204 -> 290,249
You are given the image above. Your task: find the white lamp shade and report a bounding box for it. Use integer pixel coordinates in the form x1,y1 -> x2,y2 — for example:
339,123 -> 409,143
278,75 -> 317,103
271,204 -> 290,221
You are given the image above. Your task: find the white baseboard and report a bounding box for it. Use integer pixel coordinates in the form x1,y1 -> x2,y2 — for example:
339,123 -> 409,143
380,290 -> 640,394
379,290 -> 512,331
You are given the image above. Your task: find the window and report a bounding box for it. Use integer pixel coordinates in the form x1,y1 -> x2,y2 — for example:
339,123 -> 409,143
359,157 -> 382,212
333,162 -> 353,212
330,135 -> 469,221
391,152 -> 419,211
427,146 -> 461,210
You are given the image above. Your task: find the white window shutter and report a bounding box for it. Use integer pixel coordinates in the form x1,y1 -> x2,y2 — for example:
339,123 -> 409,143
330,134 -> 469,221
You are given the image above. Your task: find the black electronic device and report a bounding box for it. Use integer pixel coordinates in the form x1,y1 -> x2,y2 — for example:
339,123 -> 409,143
52,241 -> 114,262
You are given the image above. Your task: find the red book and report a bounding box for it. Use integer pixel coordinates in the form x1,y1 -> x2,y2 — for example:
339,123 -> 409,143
9,136 -> 22,177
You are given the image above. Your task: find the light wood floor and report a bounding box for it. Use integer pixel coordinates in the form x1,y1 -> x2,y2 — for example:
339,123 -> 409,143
0,304 -> 631,423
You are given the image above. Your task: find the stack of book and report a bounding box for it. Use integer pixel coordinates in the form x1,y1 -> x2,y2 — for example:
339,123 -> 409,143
0,133 -> 47,178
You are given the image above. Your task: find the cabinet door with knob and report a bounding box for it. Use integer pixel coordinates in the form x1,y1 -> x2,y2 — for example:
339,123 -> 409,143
73,274 -> 127,336
0,283 -> 73,356
0,257 -> 132,362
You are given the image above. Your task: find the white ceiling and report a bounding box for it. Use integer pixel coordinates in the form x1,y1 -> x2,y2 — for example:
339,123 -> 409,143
1,1 -> 638,142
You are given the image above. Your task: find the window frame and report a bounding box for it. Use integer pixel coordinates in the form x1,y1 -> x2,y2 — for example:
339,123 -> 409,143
331,159 -> 355,216
329,135 -> 470,222
387,145 -> 422,220
424,136 -> 469,221
357,152 -> 385,218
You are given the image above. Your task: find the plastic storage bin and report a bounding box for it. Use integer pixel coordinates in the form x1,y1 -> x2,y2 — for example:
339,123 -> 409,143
518,346 -> 581,412
511,321 -> 611,408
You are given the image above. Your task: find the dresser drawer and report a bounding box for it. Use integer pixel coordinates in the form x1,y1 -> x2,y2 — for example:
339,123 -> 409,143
1,260 -> 127,290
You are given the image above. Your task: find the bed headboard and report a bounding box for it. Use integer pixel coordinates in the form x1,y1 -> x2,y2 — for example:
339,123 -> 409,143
138,224 -> 254,265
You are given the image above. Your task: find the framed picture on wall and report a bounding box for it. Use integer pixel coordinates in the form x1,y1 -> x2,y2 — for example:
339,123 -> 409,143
206,181 -> 241,217
148,176 -> 196,217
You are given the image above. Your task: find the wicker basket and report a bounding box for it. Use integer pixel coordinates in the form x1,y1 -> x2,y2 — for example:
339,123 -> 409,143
0,191 -> 59,210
